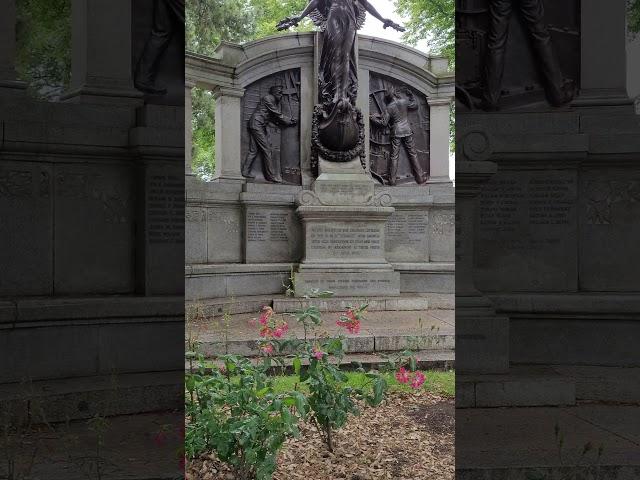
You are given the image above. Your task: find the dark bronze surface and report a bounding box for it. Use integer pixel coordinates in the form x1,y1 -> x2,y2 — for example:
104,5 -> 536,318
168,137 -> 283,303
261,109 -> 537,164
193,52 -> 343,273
278,0 -> 403,159
241,72 -> 300,184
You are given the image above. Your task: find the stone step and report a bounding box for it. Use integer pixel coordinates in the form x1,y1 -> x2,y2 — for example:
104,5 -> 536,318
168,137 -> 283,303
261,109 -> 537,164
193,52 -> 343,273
196,331 -> 454,357
186,293 -> 454,317
0,411 -> 183,480
186,349 -> 455,373
457,404 -> 640,478
551,365 -> 640,403
457,366 -> 577,408
0,371 -> 182,424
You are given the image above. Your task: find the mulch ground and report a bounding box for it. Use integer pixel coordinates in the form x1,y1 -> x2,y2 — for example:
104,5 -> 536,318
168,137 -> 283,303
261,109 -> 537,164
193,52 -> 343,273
186,390 -> 454,480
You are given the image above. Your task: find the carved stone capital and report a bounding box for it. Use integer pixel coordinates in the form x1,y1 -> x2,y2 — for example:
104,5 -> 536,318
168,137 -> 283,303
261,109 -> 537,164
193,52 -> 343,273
212,86 -> 245,99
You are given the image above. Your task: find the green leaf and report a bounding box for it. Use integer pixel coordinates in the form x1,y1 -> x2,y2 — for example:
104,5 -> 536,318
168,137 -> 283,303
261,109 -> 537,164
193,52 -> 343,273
293,357 -> 302,376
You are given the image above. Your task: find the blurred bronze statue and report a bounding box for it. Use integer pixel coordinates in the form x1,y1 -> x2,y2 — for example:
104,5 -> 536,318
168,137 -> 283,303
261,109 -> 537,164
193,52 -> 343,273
480,0 -> 575,110
370,88 -> 427,185
135,0 -> 185,95
242,86 -> 297,183
277,0 -> 404,159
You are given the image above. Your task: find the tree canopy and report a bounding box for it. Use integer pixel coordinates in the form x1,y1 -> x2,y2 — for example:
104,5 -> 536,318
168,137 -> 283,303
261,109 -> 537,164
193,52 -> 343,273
187,0 -> 311,177
630,0 -> 640,34
395,0 -> 454,65
16,0 -> 71,100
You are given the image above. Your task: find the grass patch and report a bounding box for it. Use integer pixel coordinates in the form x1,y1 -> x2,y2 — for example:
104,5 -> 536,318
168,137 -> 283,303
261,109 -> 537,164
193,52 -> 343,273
271,370 -> 454,397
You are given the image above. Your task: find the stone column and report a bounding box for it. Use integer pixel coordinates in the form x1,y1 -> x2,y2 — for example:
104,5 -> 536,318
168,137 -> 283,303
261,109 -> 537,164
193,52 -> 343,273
185,81 -> 195,176
63,0 -> 142,104
579,0 -> 629,103
0,0 -> 26,92
427,97 -> 453,184
212,86 -> 245,183
356,67 -> 370,173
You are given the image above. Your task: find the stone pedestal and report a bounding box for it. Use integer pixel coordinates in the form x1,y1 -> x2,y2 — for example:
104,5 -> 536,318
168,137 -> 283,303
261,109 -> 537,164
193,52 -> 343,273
63,0 -> 142,104
212,86 -> 245,183
455,160 -> 509,374
294,158 -> 400,297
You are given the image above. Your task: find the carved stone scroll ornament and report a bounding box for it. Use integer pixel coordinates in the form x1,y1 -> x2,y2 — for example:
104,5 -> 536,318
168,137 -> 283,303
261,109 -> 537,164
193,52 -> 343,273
277,0 -> 404,164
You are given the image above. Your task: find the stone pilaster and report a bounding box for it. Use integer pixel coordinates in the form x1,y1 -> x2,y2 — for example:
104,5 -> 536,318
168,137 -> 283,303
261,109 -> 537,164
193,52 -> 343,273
63,0 -> 142,104
185,81 -> 195,176
578,0 -> 630,104
212,86 -> 245,183
427,97 -> 453,184
0,0 -> 26,92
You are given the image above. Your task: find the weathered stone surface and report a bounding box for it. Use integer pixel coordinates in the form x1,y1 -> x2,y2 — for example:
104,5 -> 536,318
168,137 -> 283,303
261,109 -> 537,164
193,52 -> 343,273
244,206 -> 302,263
54,162 -> 135,294
207,205 -> 243,263
429,208 -> 455,261
0,162 -> 53,296
295,269 -> 400,297
579,168 -> 640,291
385,209 -> 430,262
475,169 -> 578,292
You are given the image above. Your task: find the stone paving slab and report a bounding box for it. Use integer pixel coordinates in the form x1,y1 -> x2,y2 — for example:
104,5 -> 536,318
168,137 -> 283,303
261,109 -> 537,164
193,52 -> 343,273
551,365 -> 640,403
187,309 -> 455,357
186,293 -> 455,317
0,411 -> 183,480
456,405 -> 640,472
457,366 -> 577,408
188,350 -> 455,373
0,372 -> 183,424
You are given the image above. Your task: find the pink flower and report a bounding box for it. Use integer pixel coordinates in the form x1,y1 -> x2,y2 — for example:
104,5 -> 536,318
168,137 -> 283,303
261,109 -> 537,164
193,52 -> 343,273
258,306 -> 273,325
260,343 -> 274,355
273,327 -> 284,338
395,367 -> 410,384
348,320 -> 360,334
260,326 -> 271,338
337,308 -> 362,335
411,371 -> 426,389
312,346 -> 325,360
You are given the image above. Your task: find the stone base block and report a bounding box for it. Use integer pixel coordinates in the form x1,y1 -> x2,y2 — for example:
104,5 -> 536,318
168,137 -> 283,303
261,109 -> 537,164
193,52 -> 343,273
294,268 -> 400,297
0,371 -> 182,424
274,294 -> 432,312
457,366 -> 576,408
456,295 -> 510,374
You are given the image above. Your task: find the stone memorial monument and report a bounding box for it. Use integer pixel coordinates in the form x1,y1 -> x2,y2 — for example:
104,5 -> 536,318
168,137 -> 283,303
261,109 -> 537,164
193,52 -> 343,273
185,3 -> 454,309
0,0 -> 184,420
456,0 -> 640,408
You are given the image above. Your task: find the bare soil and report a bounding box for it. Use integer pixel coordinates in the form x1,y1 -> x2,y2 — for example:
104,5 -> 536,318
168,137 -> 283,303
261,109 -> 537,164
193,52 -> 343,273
186,391 -> 454,480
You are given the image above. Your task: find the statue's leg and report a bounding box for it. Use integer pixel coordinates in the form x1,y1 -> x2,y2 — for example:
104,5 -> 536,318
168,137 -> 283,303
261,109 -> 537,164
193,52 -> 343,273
481,0 -> 512,109
403,136 -> 427,184
242,132 -> 259,178
135,0 -> 174,94
389,137 -> 401,186
519,0 -> 573,105
254,127 -> 281,183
